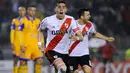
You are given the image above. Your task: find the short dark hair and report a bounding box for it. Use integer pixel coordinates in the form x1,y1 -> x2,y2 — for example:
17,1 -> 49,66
78,9 -> 89,18
28,5 -> 36,8
56,0 -> 67,6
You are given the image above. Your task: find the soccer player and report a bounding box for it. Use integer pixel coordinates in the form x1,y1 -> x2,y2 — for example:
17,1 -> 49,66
18,5 -> 43,73
69,9 -> 114,73
38,1 -> 83,73
10,6 -> 26,73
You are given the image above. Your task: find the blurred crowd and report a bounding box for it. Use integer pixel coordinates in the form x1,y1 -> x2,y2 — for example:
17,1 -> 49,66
0,0 -> 130,61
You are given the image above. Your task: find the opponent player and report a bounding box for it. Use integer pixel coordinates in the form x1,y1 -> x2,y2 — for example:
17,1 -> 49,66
69,9 -> 114,73
38,1 -> 83,73
18,5 -> 43,73
10,6 -> 26,73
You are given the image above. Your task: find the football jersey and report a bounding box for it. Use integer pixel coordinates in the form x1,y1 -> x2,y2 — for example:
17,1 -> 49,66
39,14 -> 79,54
69,21 -> 96,56
19,15 -> 40,46
10,17 -> 21,44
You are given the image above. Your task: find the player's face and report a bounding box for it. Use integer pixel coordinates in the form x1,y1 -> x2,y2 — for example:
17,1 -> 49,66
18,7 -> 26,17
55,3 -> 67,19
27,7 -> 36,17
82,11 -> 91,23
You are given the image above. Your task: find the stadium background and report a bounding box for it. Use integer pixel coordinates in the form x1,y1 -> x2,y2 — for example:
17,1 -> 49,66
0,0 -> 130,73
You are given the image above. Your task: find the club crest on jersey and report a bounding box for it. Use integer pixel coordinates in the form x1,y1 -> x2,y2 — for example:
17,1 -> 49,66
85,27 -> 88,31
65,23 -> 69,28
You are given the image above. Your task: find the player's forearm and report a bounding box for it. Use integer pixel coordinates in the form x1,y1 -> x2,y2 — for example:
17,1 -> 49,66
94,32 -> 109,40
76,31 -> 83,41
38,31 -> 43,43
10,30 -> 15,44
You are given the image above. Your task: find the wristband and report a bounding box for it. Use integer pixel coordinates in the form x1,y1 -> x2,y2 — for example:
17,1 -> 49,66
38,42 -> 42,45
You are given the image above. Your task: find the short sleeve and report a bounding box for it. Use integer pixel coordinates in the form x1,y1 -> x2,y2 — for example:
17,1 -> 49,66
18,18 -> 24,31
39,17 -> 48,30
10,19 -> 16,30
90,23 -> 96,34
70,18 -> 79,33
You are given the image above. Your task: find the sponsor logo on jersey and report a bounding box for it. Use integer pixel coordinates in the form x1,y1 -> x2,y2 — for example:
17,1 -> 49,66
51,30 -> 68,35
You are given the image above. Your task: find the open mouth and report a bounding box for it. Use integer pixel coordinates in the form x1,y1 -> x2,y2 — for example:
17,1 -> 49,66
59,12 -> 63,14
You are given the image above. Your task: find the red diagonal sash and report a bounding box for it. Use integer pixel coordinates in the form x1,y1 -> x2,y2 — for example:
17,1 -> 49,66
45,18 -> 72,52
69,22 -> 92,55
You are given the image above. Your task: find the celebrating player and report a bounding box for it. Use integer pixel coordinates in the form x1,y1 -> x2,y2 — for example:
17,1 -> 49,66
69,9 -> 114,73
10,6 -> 26,73
38,1 -> 83,73
18,5 -> 43,73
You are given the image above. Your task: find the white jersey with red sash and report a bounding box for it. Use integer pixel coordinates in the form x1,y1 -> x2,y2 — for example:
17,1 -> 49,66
39,14 -> 79,54
69,21 -> 96,56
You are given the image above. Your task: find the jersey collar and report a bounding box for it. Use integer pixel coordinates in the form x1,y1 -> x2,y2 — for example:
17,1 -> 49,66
17,16 -> 21,20
26,15 -> 35,20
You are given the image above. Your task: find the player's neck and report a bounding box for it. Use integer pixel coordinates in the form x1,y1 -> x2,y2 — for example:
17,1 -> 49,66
19,15 -> 24,18
56,15 -> 65,20
28,15 -> 35,20
78,19 -> 86,25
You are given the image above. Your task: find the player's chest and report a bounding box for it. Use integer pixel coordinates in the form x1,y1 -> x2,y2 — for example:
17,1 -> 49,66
24,20 -> 38,29
79,25 -> 91,35
47,21 -> 64,30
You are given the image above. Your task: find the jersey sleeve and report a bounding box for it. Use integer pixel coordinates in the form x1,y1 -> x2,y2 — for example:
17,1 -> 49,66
38,17 -> 48,30
10,19 -> 16,44
10,19 -> 16,30
18,18 -> 24,31
90,23 -> 96,34
70,18 -> 79,33
18,18 -> 25,46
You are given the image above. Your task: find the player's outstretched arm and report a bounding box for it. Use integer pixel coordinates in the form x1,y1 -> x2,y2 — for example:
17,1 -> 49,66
93,32 -> 114,42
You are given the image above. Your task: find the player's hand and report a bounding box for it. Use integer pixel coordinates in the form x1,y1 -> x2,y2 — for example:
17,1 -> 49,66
107,37 -> 114,42
69,35 -> 80,41
20,45 -> 26,53
11,43 -> 15,50
38,44 -> 45,54
41,49 -> 46,54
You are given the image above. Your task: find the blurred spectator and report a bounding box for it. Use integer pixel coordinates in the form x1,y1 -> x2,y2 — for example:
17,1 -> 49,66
98,42 -> 116,73
98,42 -> 116,64
121,4 -> 130,35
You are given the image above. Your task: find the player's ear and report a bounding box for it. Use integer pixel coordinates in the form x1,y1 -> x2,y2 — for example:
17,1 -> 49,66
65,7 -> 67,13
54,7 -> 57,12
81,16 -> 84,19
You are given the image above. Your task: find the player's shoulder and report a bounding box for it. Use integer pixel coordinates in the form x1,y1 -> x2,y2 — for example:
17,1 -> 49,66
41,14 -> 55,22
20,17 -> 27,21
12,18 -> 17,22
65,15 -> 75,20
46,14 -> 56,19
88,21 -> 94,25
35,18 -> 41,22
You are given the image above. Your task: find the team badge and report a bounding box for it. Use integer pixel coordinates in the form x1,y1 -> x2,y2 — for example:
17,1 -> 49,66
65,23 -> 69,28
85,27 -> 88,31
